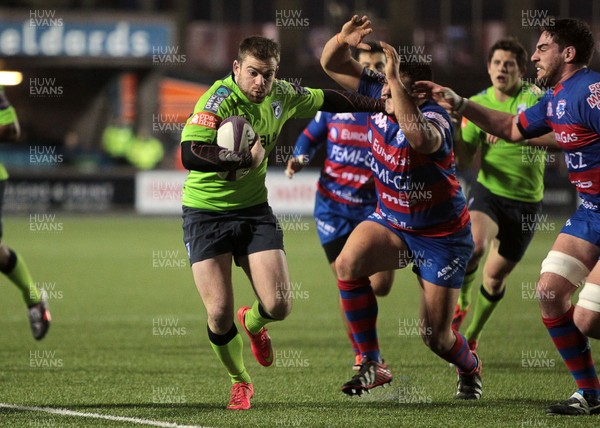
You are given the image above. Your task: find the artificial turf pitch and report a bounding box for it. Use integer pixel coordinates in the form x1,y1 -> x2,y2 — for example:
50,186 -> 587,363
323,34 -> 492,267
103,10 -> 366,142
0,214 -> 598,427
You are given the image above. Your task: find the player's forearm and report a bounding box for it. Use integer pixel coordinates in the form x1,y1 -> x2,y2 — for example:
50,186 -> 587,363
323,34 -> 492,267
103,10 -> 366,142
293,136 -> 318,164
462,101 -> 520,142
525,132 -> 559,149
181,141 -> 252,172
320,36 -> 362,91
320,89 -> 385,114
389,79 -> 440,153
320,35 -> 352,76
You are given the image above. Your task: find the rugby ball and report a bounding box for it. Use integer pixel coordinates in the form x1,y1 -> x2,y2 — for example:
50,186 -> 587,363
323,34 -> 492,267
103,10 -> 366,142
216,116 -> 257,180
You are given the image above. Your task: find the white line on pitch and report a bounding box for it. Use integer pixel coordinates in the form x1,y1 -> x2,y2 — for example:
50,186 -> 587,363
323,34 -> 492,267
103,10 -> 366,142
0,403 -> 211,428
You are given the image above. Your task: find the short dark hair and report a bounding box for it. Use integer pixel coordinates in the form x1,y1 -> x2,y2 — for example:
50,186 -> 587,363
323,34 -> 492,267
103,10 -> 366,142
400,62 -> 433,82
354,41 -> 385,59
487,38 -> 528,72
541,18 -> 595,66
238,36 -> 280,64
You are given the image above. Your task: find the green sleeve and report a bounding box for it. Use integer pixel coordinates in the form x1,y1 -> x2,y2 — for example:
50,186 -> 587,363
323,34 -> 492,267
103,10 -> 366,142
279,81 -> 324,120
180,82 -> 232,143
460,116 -> 481,146
0,106 -> 17,126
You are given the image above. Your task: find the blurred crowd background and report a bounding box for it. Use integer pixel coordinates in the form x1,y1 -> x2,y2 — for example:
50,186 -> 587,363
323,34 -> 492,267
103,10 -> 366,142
0,0 -> 596,213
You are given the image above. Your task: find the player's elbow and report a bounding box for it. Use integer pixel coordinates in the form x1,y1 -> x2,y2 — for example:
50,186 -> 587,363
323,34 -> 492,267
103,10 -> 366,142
320,53 -> 333,75
180,142 -> 195,170
408,132 -> 441,154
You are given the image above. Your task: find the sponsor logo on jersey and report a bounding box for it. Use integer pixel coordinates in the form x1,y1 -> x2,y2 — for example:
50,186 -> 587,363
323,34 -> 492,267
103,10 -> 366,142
554,131 -> 578,144
189,112 -> 220,129
423,111 -> 450,130
546,101 -> 553,117
572,179 -> 593,189
331,113 -> 356,121
339,128 -> 368,143
563,151 -> 587,169
372,139 -> 400,167
371,112 -> 388,132
203,85 -> 232,113
377,208 -> 409,230
271,101 -> 283,119
215,86 -> 232,97
556,100 -> 566,119
329,127 -> 338,142
329,144 -> 370,166
586,83 -> 600,109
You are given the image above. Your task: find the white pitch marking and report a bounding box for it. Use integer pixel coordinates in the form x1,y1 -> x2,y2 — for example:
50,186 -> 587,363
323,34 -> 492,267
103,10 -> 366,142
0,403 -> 211,428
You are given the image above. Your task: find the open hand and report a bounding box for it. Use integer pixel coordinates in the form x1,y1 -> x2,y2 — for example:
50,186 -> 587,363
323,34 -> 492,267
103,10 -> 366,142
338,15 -> 374,50
413,81 -> 464,111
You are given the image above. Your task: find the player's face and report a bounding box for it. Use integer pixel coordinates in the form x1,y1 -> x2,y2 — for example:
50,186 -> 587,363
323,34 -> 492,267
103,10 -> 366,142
233,54 -> 278,103
357,51 -> 386,73
381,74 -> 416,115
531,32 -> 565,87
487,49 -> 523,94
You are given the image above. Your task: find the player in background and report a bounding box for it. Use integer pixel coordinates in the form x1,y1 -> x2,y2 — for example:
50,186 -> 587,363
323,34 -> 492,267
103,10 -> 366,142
415,18 -> 600,415
451,38 -> 557,351
285,42 -> 394,370
321,16 -> 481,400
0,86 -> 51,340
180,35 -> 388,410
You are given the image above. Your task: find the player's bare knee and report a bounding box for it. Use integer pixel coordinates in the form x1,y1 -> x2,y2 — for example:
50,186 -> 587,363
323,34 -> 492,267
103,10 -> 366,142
335,253 -> 357,280
483,275 -> 505,296
207,312 -> 234,335
262,298 -> 291,321
470,241 -> 486,265
371,280 -> 392,297
574,310 -> 600,340
535,275 -> 561,304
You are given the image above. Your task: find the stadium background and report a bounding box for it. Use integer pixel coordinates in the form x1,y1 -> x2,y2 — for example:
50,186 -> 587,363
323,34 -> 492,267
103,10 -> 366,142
0,1 -> 597,427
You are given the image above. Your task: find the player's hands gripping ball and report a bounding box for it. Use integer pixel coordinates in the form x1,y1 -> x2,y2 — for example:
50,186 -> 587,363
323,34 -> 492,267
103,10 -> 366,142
216,116 -> 261,180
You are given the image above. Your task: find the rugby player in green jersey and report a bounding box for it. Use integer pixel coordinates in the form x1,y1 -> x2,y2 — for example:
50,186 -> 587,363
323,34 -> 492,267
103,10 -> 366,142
0,86 -> 51,340
179,35 -> 386,410
451,39 -> 556,350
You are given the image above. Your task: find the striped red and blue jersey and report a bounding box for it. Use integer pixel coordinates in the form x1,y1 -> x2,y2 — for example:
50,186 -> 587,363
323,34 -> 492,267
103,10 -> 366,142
358,69 -> 469,237
517,68 -> 600,212
293,111 -> 376,206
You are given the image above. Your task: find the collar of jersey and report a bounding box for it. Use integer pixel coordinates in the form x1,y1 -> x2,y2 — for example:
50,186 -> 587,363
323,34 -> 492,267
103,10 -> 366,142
227,73 -> 264,105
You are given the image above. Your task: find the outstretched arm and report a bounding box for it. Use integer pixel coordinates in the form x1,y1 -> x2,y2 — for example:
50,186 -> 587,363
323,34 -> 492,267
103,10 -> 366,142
381,42 -> 441,154
320,15 -> 373,91
413,80 -> 525,142
286,113 -> 328,179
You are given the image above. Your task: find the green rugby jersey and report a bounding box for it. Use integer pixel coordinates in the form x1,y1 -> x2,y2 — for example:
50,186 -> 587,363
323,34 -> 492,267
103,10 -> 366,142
180,74 -> 324,210
462,83 -> 545,202
0,104 -> 17,181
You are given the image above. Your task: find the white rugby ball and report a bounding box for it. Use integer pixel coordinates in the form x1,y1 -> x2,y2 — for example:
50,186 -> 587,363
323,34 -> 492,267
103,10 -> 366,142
216,116 -> 256,180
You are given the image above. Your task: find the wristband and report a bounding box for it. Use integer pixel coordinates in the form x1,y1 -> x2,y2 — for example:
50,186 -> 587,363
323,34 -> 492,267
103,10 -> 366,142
456,97 -> 468,115
335,33 -> 347,47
